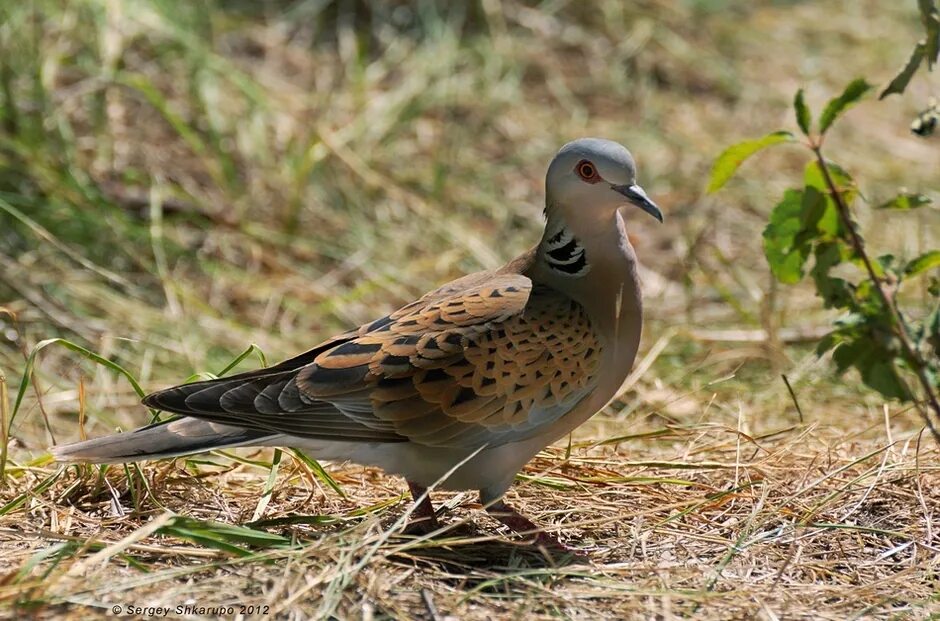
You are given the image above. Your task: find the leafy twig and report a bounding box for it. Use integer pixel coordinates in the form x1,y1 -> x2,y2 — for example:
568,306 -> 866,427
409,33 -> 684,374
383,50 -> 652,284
810,145 -> 940,441
708,66 -> 939,447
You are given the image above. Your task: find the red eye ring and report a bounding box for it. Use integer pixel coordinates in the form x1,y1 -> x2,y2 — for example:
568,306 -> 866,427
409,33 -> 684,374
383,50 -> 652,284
576,160 -> 600,182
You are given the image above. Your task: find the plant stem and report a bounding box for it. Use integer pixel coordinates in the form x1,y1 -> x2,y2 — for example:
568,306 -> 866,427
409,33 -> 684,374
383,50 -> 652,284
811,146 -> 940,443
0,367 -> 7,484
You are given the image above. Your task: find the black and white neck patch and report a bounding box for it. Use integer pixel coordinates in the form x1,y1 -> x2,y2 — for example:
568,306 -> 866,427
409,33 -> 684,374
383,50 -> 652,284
543,227 -> 589,276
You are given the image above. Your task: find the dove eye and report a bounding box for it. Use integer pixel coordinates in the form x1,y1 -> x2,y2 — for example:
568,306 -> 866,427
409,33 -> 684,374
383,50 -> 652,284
576,160 -> 600,183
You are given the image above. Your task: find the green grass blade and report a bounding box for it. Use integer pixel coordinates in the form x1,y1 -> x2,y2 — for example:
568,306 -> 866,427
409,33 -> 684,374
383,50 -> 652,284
289,448 -> 346,499
216,343 -> 268,376
156,516 -> 293,557
11,338 -> 147,432
251,448 -> 282,522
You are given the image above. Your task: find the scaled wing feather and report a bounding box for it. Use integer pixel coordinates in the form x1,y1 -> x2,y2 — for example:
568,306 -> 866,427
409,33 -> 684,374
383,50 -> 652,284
144,272 -> 602,449
297,273 -> 602,447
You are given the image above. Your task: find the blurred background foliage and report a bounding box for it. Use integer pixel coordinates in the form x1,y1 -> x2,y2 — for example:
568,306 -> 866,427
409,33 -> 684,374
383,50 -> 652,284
0,0 -> 937,450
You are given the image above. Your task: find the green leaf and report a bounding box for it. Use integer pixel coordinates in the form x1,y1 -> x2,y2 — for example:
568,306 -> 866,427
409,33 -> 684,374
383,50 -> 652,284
707,131 -> 794,193
880,42 -> 926,99
920,0 -> 940,69
876,192 -> 932,210
811,242 -> 854,308
860,359 -> 911,400
804,159 -> 857,207
763,189 -> 810,284
875,254 -> 899,275
904,250 -> 940,277
794,89 -> 812,135
928,276 -> 940,297
817,322 -> 860,357
799,186 -> 827,229
801,160 -> 853,251
816,331 -> 840,356
831,336 -> 910,400
832,337 -> 871,373
926,305 -> 940,356
819,79 -> 873,134
800,185 -> 840,238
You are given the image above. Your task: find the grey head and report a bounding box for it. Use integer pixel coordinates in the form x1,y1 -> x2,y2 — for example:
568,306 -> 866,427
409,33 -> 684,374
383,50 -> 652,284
545,137 -> 663,223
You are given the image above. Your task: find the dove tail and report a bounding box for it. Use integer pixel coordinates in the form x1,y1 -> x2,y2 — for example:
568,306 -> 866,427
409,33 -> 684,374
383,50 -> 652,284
50,417 -> 279,464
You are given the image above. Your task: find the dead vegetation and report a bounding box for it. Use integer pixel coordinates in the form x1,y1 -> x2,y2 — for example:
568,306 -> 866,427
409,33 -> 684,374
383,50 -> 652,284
2,420 -> 938,619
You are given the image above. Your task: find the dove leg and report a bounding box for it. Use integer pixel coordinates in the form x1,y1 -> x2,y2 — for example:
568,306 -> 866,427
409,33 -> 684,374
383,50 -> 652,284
405,481 -> 440,534
483,498 -> 566,549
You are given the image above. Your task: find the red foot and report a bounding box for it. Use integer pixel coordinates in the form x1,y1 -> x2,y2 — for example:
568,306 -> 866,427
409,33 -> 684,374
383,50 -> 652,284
405,481 -> 440,535
483,498 -> 578,554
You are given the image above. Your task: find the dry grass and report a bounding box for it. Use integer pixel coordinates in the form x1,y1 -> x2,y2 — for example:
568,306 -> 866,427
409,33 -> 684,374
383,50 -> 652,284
2,420 -> 938,619
1,0 -> 939,619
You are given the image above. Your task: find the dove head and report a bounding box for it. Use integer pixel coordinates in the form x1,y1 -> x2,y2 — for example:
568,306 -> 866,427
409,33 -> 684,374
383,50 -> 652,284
545,138 -> 663,225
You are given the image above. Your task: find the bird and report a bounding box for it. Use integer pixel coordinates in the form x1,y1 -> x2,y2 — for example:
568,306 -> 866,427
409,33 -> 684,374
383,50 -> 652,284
52,137 -> 663,548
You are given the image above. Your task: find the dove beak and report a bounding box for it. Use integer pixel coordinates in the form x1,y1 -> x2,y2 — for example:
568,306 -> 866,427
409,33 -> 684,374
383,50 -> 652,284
612,184 -> 664,223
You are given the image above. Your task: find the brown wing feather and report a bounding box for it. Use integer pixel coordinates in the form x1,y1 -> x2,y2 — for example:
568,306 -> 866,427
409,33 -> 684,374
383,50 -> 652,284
297,274 -> 602,448
144,255 -> 601,449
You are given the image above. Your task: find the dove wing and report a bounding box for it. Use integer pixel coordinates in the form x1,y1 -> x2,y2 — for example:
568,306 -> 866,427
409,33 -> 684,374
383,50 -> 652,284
143,273 -> 602,449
